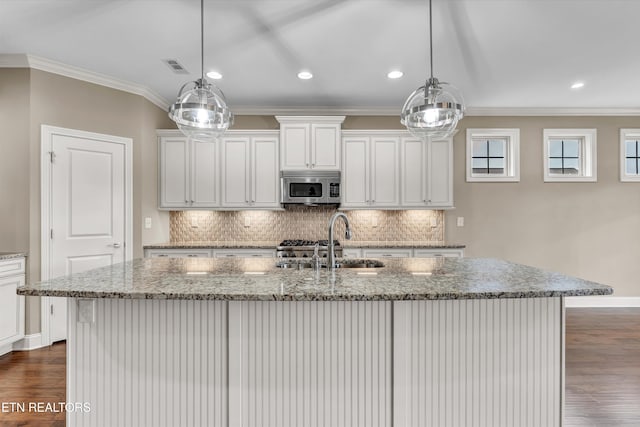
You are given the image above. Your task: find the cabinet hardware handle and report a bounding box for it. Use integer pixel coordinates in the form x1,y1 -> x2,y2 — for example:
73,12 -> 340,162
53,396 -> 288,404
191,200 -> 194,203
157,254 -> 168,257
185,200 -> 189,203
109,243 -> 121,248
187,254 -> 198,257
225,254 -> 236,257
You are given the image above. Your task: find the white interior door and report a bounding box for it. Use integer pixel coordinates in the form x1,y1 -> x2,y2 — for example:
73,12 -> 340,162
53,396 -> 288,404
43,126 -> 130,343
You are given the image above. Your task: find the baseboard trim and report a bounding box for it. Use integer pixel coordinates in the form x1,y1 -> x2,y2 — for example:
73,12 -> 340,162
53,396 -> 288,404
12,333 -> 46,351
565,296 -> 640,308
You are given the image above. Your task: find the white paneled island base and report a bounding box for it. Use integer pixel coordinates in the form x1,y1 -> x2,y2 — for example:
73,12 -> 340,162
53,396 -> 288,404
67,298 -> 562,427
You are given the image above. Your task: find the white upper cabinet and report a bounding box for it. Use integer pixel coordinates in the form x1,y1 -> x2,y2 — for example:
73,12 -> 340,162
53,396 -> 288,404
342,133 -> 400,208
158,131 -> 219,209
343,131 -> 453,209
400,136 -> 454,208
221,132 -> 280,209
276,116 -> 345,171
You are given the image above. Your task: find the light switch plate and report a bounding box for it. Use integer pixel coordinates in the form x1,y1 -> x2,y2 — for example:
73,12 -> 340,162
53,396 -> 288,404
244,216 -> 251,227
457,217 -> 465,227
430,217 -> 438,227
144,217 -> 152,229
191,217 -> 198,228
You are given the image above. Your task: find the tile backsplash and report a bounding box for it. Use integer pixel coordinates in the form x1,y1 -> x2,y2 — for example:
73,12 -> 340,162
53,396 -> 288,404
170,207 -> 444,242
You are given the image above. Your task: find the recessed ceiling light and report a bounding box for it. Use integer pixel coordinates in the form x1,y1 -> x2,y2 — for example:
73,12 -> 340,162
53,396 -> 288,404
206,71 -> 223,80
387,70 -> 404,79
297,71 -> 313,80
571,82 -> 585,89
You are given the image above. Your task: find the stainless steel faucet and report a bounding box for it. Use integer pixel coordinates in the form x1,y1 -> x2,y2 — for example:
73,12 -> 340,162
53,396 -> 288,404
328,212 -> 353,269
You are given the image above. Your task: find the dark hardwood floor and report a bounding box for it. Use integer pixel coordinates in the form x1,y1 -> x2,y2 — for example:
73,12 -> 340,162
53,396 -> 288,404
0,341 -> 66,427
0,308 -> 638,426
564,308 -> 640,426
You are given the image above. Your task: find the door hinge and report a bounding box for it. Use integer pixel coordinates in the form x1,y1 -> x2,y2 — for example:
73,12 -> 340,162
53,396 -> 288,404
48,151 -> 56,163
50,304 -> 54,315
50,229 -> 53,239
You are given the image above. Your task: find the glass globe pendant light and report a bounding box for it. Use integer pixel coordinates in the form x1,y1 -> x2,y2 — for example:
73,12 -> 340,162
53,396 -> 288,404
168,0 -> 233,140
401,0 -> 464,140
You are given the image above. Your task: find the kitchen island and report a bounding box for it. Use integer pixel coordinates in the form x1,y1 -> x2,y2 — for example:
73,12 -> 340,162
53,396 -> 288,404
19,257 -> 612,427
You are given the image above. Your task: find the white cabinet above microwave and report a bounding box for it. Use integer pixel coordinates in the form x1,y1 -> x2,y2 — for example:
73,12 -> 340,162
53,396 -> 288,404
276,116 -> 345,171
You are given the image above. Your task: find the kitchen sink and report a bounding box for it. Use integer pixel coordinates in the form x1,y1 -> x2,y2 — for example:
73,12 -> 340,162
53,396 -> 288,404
276,259 -> 384,269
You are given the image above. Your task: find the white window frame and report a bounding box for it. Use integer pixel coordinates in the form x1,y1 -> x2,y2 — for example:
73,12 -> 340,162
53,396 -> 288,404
543,129 -> 597,182
620,129 -> 640,182
466,128 -> 520,182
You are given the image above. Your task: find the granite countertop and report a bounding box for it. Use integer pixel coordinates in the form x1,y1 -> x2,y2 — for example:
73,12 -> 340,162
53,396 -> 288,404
0,252 -> 27,261
143,241 -> 465,249
18,257 -> 612,301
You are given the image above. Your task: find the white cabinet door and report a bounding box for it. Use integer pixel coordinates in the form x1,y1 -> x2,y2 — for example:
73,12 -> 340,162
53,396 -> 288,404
311,123 -> 341,170
342,137 -> 370,207
0,273 -> 24,349
191,139 -> 219,208
221,137 -> 251,207
426,138 -> 454,208
370,137 -> 400,207
362,248 -> 413,258
159,137 -> 189,208
280,123 -> 310,170
401,137 -> 427,207
278,117 -> 344,171
399,137 -> 453,208
252,137 -> 280,208
222,135 -> 279,209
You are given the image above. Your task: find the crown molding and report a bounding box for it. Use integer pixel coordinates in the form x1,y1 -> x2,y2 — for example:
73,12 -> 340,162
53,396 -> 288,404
229,105 -> 640,117
464,107 -> 640,116
235,106 -> 400,116
0,54 -> 170,110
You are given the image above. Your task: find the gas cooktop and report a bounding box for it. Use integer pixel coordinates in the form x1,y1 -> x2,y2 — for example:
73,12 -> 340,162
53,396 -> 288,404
278,239 -> 339,248
276,239 -> 341,258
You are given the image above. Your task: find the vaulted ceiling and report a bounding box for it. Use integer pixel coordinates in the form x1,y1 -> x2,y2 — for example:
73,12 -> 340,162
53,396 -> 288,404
1,0 -> 639,114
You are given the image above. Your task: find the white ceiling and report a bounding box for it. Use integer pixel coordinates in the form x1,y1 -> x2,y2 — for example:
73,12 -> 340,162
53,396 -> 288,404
1,0 -> 639,114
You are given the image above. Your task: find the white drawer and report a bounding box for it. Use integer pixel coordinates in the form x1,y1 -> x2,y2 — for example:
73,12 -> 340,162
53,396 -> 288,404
145,249 -> 212,258
362,248 -> 413,258
0,257 -> 26,278
213,249 -> 275,258
413,249 -> 464,258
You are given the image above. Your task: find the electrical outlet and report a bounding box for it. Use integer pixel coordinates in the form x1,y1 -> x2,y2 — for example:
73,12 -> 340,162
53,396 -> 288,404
244,216 -> 251,227
191,217 -> 198,228
144,217 -> 152,229
372,216 -> 378,227
430,217 -> 438,227
457,217 -> 465,227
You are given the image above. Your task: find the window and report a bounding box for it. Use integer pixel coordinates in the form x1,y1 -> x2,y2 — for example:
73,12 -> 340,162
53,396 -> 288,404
620,129 -> 640,182
543,129 -> 596,182
466,129 -> 520,182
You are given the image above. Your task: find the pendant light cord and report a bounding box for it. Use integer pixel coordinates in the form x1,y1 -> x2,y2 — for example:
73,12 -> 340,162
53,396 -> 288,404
429,0 -> 434,80
200,0 -> 205,81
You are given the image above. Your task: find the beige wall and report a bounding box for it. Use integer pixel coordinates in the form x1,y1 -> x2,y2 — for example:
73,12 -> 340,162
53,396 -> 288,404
0,69 -> 175,334
445,116 -> 640,297
0,69 -> 30,253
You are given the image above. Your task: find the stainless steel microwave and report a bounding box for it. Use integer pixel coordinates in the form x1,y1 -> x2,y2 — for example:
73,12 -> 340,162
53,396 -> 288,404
280,170 -> 341,206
